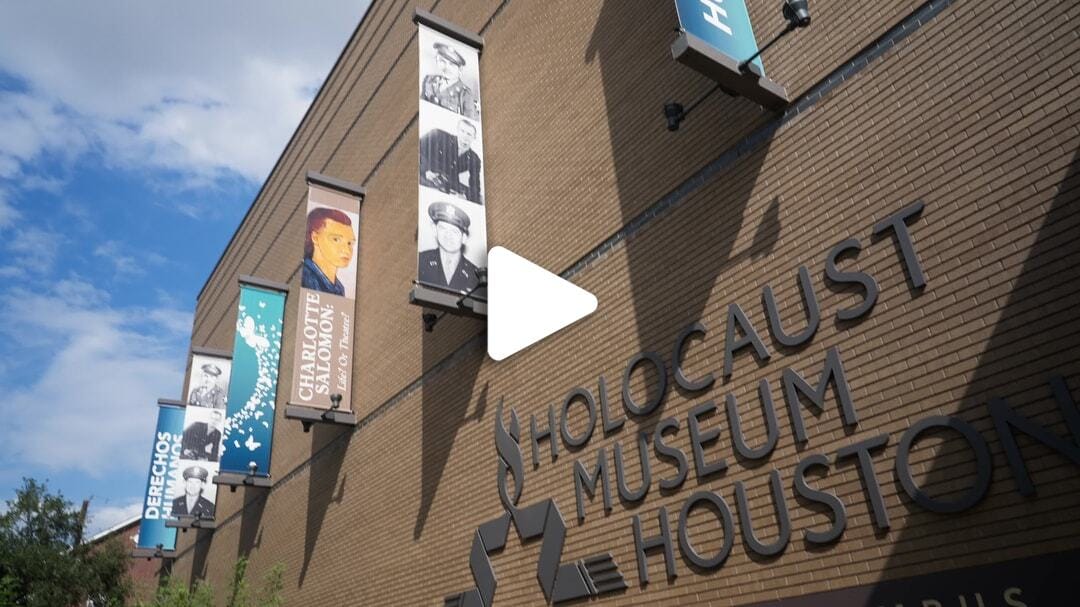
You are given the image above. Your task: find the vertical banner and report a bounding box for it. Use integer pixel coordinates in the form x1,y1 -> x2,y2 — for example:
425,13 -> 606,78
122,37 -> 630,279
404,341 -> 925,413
171,350 -> 231,520
219,281 -> 287,478
416,20 -> 487,296
136,403 -> 184,551
670,0 -> 789,110
290,175 -> 363,412
674,0 -> 763,73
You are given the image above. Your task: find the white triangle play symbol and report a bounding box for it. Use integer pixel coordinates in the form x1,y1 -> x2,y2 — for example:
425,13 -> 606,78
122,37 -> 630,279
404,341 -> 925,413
487,246 -> 598,361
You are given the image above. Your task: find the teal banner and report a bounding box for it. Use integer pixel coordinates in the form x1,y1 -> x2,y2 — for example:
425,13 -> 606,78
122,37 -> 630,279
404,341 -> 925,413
136,403 -> 184,550
220,282 -> 286,477
675,0 -> 764,73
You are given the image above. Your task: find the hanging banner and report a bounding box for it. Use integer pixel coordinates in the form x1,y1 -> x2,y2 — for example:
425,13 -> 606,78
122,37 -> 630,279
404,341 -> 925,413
415,15 -> 487,303
674,0 -> 763,73
288,173 -> 363,414
219,279 -> 287,479
186,350 -> 232,410
168,349 -> 231,521
670,0 -> 789,110
135,402 -> 184,552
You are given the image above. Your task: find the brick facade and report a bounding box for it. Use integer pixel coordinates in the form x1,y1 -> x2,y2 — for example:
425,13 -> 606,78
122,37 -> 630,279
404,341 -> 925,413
165,0 -> 1080,604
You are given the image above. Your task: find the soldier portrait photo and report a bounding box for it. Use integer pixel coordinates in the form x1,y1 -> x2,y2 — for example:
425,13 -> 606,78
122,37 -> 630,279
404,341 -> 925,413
420,39 -> 480,120
301,205 -> 359,298
186,355 -> 230,409
420,117 -> 483,204
181,408 -> 223,462
171,464 -> 215,519
417,199 -> 484,293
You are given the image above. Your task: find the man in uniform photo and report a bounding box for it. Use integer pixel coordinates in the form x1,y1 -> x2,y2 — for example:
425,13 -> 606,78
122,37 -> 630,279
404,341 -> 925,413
418,201 -> 480,292
420,118 -> 482,204
171,466 -> 215,519
188,363 -> 227,409
421,42 -> 479,119
181,410 -> 223,462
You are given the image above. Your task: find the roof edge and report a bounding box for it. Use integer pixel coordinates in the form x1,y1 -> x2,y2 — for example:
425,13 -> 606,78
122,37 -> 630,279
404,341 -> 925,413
195,0 -> 379,302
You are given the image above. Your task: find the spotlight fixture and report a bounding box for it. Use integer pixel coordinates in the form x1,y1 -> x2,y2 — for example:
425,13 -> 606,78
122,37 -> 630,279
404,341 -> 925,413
783,0 -> 811,28
664,103 -> 686,132
738,0 -> 813,73
248,462 -> 258,476
329,393 -> 342,410
422,312 -> 439,333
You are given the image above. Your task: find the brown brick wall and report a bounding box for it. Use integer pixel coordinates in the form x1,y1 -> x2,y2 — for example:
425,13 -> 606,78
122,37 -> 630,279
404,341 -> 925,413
165,0 -> 1080,605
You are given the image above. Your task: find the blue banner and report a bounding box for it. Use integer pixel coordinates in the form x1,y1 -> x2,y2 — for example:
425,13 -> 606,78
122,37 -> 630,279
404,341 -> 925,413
136,404 -> 185,550
675,0 -> 764,73
220,283 -> 286,477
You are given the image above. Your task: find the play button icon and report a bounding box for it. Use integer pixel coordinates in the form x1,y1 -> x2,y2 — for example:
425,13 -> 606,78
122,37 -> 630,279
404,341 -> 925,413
487,246 -> 598,361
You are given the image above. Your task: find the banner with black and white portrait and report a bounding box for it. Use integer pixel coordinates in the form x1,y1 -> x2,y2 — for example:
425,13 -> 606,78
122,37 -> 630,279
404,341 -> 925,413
186,352 -> 231,410
166,350 -> 232,521
417,21 -> 487,296
290,176 -> 362,412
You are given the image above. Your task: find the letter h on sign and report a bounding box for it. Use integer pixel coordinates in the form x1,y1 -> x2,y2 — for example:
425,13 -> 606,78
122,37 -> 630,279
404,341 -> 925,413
700,0 -> 733,36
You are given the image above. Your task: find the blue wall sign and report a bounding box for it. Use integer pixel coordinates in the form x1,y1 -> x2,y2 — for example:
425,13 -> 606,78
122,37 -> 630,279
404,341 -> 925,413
675,0 -> 764,74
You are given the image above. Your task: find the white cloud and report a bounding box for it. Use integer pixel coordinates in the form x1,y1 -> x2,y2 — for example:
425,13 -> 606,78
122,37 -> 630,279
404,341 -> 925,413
0,279 -> 190,477
93,240 -> 144,276
7,226 -> 63,273
0,188 -> 17,228
20,174 -> 67,194
0,1 -> 366,187
86,499 -> 143,539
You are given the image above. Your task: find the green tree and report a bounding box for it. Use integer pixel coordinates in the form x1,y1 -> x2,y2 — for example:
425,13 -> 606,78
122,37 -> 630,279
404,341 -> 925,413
0,478 -> 130,607
139,558 -> 285,607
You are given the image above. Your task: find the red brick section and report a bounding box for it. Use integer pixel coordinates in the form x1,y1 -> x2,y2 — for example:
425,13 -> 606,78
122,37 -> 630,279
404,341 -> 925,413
86,518 -> 165,603
164,0 -> 1080,605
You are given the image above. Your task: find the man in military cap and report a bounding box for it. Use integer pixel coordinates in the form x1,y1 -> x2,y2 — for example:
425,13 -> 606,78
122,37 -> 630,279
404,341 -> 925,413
421,42 -> 480,119
188,363 -> 227,409
181,410 -> 223,462
420,118 -> 483,204
418,201 -> 481,292
171,466 -> 215,519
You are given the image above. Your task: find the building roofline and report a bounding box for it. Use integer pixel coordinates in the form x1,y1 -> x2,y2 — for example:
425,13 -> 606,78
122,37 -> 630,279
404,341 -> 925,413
196,0 -> 378,302
88,515 -> 141,544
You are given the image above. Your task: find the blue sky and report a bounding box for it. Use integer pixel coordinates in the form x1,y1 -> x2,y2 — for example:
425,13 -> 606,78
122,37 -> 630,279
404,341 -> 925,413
0,1 -> 368,537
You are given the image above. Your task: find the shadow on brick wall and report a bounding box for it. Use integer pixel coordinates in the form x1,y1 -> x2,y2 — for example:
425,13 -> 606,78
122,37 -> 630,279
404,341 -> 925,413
873,146 -> 1080,582
237,489 -> 266,558
586,0 -> 778,357
299,424 -> 351,587
187,528 -> 213,586
414,333 -> 488,540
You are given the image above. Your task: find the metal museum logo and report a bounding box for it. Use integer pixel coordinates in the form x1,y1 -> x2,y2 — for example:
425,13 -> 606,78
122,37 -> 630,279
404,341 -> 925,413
441,202 -> 1079,606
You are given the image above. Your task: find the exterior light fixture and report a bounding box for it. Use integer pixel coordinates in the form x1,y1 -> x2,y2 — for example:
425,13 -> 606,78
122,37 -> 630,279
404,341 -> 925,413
422,268 -> 487,333
669,0 -> 812,122
422,312 -> 440,333
738,0 -> 812,73
665,102 -> 686,131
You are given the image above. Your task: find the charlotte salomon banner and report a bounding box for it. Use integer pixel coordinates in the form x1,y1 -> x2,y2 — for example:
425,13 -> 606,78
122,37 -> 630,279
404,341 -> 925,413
287,173 -> 364,418
415,13 -> 487,304
218,278 -> 287,482
135,401 -> 184,554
